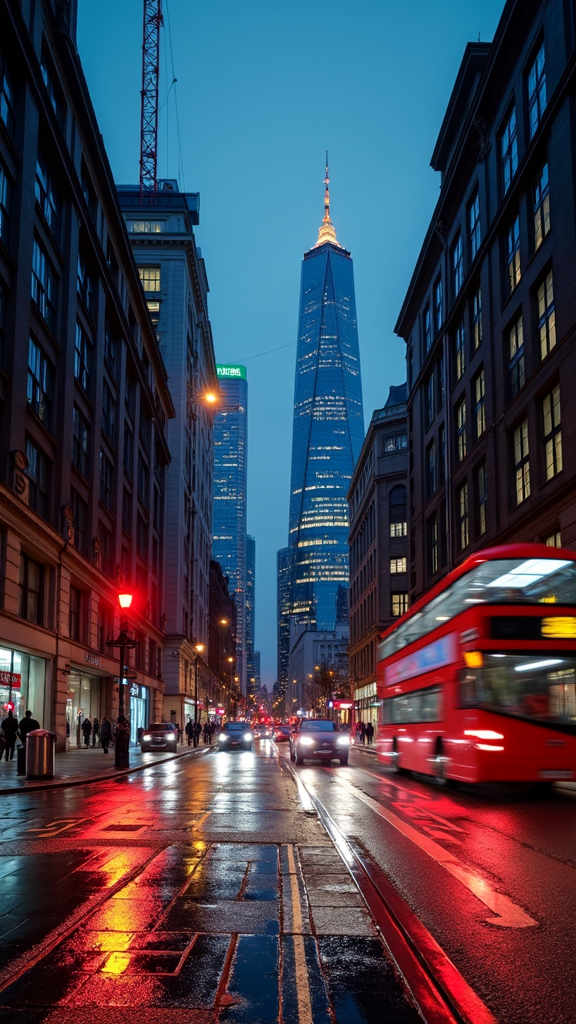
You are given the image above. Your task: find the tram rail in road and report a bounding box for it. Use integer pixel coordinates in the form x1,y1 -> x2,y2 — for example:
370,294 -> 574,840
285,757 -> 497,1024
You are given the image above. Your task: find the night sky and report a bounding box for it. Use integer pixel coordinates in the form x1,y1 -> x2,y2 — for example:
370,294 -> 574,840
77,0 -> 505,686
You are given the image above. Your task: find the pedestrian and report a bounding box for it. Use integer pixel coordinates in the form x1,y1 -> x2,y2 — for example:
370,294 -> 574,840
185,719 -> 194,746
207,721 -> 214,745
92,716 -> 100,747
100,716 -> 112,754
203,721 -> 210,744
82,716 -> 92,747
1,710 -> 19,761
366,721 -> 374,745
359,722 -> 366,745
114,715 -> 130,765
193,720 -> 201,747
18,709 -> 40,744
175,722 -> 181,743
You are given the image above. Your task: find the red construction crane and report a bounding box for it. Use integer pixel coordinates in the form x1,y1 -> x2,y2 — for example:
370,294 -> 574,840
139,0 -> 163,195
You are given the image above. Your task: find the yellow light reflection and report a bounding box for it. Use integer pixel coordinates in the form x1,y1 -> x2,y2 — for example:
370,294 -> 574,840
542,616 -> 576,638
102,952 -> 132,975
464,651 -> 483,668
92,931 -> 133,952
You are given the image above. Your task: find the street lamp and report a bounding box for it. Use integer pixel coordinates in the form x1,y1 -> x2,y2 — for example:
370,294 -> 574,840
107,591 -> 137,769
193,642 -> 204,724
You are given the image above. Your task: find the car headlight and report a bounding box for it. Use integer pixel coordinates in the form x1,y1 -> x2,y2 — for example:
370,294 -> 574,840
244,732 -> 253,741
299,736 -> 314,747
337,735 -> 350,745
219,733 -> 228,742
143,734 -> 151,741
169,734 -> 177,741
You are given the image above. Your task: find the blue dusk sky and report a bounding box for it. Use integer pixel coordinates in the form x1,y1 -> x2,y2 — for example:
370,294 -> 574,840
77,0 -> 505,687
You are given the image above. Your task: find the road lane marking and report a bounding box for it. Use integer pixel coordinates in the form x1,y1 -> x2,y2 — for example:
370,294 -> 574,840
25,819 -> 79,837
326,774 -> 537,928
286,844 -> 313,1024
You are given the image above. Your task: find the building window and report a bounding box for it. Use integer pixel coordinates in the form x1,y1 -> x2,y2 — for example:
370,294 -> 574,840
384,433 -> 407,452
427,514 -> 438,576
528,42 -> 546,139
533,163 -> 550,250
390,557 -> 407,574
426,373 -> 435,428
474,370 -> 486,439
438,353 -> 445,408
69,587 -> 85,643
0,55 -> 15,135
509,316 -> 525,397
102,381 -> 115,442
137,454 -> 149,504
477,463 -> 488,535
128,221 -> 164,233
391,593 -> 409,617
389,521 -> 407,538
452,233 -> 463,300
40,45 -> 65,124
389,486 -> 407,525
455,320 -> 466,381
424,305 -> 432,354
506,216 -> 521,293
123,426 -> 134,477
99,450 -> 113,509
72,405 -> 90,477
71,489 -> 88,557
77,251 -> 95,319
98,522 -> 113,578
456,398 -> 467,463
458,484 -> 469,551
122,486 -> 132,534
426,439 -> 436,498
25,438 -> 50,520
19,554 -> 43,625
501,107 -> 518,194
74,322 -> 92,392
545,531 -> 562,548
35,153 -> 61,243
31,239 -> 57,331
27,337 -> 53,428
469,191 -> 481,260
104,320 -> 117,377
0,283 -> 6,364
538,270 -> 555,359
138,266 -> 161,292
543,385 -> 562,481
137,513 -> 148,557
0,158 -> 12,250
514,419 -> 530,504
125,376 -> 136,420
439,424 -> 446,483
434,277 -> 443,334
472,288 -> 482,351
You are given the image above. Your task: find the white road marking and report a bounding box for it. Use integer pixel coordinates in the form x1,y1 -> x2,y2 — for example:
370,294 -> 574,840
327,774 -> 537,928
286,844 -> 313,1024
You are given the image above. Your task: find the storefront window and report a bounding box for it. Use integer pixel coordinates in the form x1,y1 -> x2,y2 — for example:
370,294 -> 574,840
129,684 -> 149,744
0,648 -> 46,723
66,672 -> 101,746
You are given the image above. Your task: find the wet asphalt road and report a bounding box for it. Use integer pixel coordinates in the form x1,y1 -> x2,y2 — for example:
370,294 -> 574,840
299,744 -> 576,1024
0,742 -> 423,1024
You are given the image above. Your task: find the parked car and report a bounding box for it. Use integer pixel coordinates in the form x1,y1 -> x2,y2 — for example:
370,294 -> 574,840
274,725 -> 291,743
140,723 -> 178,752
218,722 -> 253,751
289,718 -> 350,765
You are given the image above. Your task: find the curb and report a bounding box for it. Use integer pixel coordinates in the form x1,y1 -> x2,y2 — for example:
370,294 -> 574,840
0,745 -> 211,796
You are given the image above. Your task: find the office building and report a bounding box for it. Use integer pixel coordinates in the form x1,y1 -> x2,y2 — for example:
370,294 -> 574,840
396,0 -> 576,600
212,364 -> 248,693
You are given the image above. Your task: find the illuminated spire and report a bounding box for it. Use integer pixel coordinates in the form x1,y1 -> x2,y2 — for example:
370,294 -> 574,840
313,152 -> 343,248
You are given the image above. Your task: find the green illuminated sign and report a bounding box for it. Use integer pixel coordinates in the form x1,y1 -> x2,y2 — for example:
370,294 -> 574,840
216,364 -> 247,380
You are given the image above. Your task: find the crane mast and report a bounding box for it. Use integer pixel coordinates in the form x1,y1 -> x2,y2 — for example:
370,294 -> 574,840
139,0 -> 163,195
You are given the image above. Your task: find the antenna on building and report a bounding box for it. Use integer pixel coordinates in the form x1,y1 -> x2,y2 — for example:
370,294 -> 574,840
139,0 -> 163,197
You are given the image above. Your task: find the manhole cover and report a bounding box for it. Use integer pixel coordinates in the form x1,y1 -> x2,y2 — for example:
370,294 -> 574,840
102,824 -> 147,832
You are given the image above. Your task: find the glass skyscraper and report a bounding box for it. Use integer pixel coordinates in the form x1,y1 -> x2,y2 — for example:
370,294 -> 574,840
283,162 -> 364,643
212,364 -> 248,694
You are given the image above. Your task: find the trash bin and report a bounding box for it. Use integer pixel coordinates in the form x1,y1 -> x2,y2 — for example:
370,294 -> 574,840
26,729 -> 56,779
16,744 -> 26,776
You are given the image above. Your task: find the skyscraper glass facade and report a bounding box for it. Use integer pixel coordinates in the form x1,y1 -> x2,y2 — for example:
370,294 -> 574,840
286,169 -> 364,633
212,364 -> 248,693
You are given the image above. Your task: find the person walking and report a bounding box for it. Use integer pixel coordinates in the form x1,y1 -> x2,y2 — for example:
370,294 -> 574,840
92,717 -> 100,747
81,716 -> 92,748
359,721 -> 366,745
185,719 -> 194,746
18,710 -> 40,744
203,721 -> 210,745
1,711 -> 19,761
366,721 -> 374,745
193,720 -> 201,747
100,716 -> 112,754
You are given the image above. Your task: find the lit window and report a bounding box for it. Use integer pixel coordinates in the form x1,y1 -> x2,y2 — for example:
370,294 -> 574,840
458,483 -> 469,550
456,397 -> 467,463
74,321 -> 91,392
455,320 -> 466,381
477,463 -> 488,535
509,316 -> 525,397
469,191 -> 481,259
390,522 -> 407,538
474,369 -> 486,439
472,288 -> 482,351
129,221 -> 164,233
538,271 -> 555,359
528,42 -> 546,139
501,107 -> 518,193
391,593 -> 409,617
533,163 -> 550,250
543,385 -> 562,481
390,557 -> 407,574
513,419 -> 530,504
506,216 -> 521,293
138,266 -> 161,292
452,233 -> 463,299
545,531 -> 561,548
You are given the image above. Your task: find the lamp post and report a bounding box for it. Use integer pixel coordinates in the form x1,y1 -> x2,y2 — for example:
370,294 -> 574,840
107,591 -> 137,769
193,642 -> 204,725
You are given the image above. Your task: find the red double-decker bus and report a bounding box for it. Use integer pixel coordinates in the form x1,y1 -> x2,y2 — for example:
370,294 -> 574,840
376,544 -> 576,784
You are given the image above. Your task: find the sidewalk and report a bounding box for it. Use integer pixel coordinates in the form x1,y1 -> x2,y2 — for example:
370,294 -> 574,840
0,741 -> 207,795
